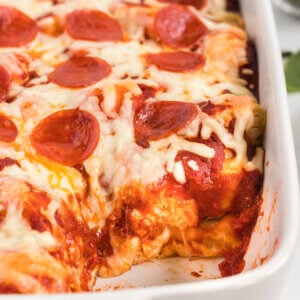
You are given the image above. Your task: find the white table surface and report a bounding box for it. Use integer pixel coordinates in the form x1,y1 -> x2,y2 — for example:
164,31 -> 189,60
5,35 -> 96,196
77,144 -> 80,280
272,4 -> 300,299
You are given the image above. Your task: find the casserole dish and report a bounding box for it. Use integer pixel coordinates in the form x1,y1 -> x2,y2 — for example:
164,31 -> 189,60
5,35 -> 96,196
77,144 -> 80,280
3,0 -> 299,299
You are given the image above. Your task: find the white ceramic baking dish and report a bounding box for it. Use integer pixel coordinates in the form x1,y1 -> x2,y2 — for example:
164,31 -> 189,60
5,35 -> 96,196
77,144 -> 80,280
5,0 -> 300,299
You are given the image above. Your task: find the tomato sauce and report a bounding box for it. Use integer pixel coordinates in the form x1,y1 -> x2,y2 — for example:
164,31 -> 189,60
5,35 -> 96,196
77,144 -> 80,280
22,186 -> 52,232
0,157 -> 19,171
226,0 -> 240,11
219,169 -> 263,276
239,39 -> 259,99
54,206 -> 99,290
0,284 -> 20,294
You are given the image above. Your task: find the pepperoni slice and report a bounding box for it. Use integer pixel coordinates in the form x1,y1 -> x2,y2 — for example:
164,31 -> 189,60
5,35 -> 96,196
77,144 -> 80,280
134,101 -> 198,148
0,65 -> 10,102
146,51 -> 205,72
158,0 -> 208,9
154,4 -> 208,48
0,115 -> 18,143
49,56 -> 111,88
0,7 -> 38,47
65,9 -> 123,42
30,109 -> 100,166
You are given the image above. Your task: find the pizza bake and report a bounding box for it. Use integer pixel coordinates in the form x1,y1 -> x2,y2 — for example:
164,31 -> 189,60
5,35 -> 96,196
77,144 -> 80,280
0,0 -> 265,293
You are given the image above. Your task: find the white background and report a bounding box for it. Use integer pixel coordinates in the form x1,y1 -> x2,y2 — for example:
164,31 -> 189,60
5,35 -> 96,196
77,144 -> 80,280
272,4 -> 300,299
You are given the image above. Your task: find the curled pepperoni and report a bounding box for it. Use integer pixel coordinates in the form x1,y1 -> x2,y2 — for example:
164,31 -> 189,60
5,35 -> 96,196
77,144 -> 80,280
0,65 -> 10,102
0,7 -> 38,47
154,4 -> 208,48
134,101 -> 198,148
0,115 -> 18,143
30,109 -> 100,166
158,0 -> 208,9
146,51 -> 205,72
65,9 -> 123,42
49,56 -> 111,88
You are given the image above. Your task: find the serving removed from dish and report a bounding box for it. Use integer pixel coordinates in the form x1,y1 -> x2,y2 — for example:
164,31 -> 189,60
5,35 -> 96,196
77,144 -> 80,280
0,0 -> 266,294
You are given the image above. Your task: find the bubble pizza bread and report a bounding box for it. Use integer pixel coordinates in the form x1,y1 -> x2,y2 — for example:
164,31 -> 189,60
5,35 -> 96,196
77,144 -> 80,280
0,0 -> 265,293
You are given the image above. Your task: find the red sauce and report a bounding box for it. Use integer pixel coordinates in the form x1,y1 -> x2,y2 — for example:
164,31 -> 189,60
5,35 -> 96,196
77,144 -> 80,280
0,157 -> 19,171
0,200 -> 7,223
49,250 -> 64,261
22,208 -> 52,232
219,172 -> 263,276
34,275 -> 56,290
22,70 -> 39,87
226,0 -> 240,11
159,132 -> 264,276
54,206 -> 99,290
137,84 -> 157,100
190,271 -> 202,278
228,118 -> 236,134
158,173 -> 191,201
110,187 -> 150,239
246,145 -> 256,161
231,170 -> 263,214
199,101 -> 230,116
96,163 -> 263,278
239,39 -> 259,99
99,184 -> 167,264
219,202 -> 262,276
158,0 -> 208,10
0,284 -> 20,294
0,65 -> 10,102
219,244 -> 246,277
73,164 -> 90,199
173,135 -> 243,219
22,186 -> 52,232
92,88 -> 104,104
97,227 -> 114,263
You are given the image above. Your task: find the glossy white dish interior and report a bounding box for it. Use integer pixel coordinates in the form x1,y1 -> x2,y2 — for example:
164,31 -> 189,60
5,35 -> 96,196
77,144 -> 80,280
5,0 -> 299,299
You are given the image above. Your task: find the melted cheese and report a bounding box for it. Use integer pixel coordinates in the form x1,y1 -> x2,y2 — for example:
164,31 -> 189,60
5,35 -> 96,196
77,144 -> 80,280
173,161 -> 187,184
0,176 -> 57,252
0,0 -> 117,18
0,1 -> 264,205
0,0 -> 263,214
0,203 -> 56,252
